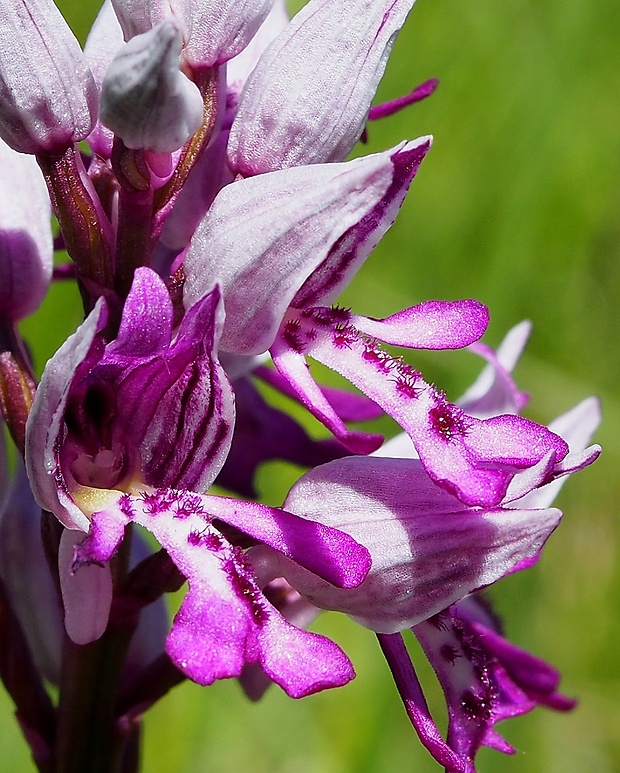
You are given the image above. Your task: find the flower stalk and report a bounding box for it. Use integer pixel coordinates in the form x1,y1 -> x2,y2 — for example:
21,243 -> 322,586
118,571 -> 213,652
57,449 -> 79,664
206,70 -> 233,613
55,629 -> 137,773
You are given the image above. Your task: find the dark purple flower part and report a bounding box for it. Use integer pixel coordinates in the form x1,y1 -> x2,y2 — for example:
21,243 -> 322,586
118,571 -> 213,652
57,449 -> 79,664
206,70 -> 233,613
378,632 -> 471,773
26,266 -> 234,531
410,598 -> 576,771
24,266 -> 235,642
215,376 -> 351,498
458,595 -> 576,712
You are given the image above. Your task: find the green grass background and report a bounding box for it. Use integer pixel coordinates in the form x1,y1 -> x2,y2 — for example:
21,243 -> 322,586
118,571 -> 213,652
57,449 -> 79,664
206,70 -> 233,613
2,0 -> 619,771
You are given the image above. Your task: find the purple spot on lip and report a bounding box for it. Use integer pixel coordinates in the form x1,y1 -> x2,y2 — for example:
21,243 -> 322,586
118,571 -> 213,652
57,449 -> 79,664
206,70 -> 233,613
187,529 -> 206,546
461,689 -> 493,722
394,365 -> 422,399
429,403 -> 467,442
332,324 -> 357,349
440,643 -> 460,665
119,493 -> 134,516
361,340 -> 395,373
282,319 -> 306,352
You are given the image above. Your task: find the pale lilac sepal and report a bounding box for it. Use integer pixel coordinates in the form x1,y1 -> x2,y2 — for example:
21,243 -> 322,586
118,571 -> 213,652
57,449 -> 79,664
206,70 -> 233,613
227,0 -> 289,97
58,528 -> 113,645
100,21 -> 203,152
372,432 -> 417,459
228,0 -> 417,173
109,0 -> 175,41
183,148 -> 399,355
182,0 -> 276,67
280,457 -> 562,632
25,301 -> 107,531
0,139 -> 52,320
84,0 -> 124,158
0,0 -> 98,154
293,138 -> 431,308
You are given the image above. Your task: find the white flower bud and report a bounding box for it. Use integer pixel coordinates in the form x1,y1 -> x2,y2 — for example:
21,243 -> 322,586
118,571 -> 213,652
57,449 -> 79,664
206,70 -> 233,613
100,20 -> 203,152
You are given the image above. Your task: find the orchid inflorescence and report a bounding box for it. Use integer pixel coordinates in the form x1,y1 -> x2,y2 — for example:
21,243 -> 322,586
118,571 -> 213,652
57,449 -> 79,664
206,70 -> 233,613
0,1 -> 600,771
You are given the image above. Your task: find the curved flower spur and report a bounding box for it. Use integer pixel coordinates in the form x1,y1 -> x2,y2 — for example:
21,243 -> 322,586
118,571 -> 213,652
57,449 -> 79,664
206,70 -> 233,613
0,0 -> 600,772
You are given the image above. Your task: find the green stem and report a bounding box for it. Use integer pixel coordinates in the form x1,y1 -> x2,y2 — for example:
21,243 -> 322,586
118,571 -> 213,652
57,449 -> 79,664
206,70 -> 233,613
54,627 -> 139,773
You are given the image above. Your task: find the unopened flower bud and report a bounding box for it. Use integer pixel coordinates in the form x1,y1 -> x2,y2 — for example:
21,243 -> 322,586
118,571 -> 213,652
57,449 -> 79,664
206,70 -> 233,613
100,21 -> 203,153
0,0 -> 98,154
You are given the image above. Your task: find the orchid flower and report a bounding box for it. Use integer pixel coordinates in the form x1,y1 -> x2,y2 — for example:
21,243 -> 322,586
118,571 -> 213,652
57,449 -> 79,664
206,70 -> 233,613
24,267 -> 370,696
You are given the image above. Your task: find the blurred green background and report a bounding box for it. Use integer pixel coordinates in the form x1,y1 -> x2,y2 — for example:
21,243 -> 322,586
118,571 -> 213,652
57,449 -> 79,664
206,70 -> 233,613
2,0 -> 619,771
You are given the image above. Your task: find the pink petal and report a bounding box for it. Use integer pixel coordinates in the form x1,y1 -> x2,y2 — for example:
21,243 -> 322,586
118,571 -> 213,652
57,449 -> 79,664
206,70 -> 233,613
350,300 -> 489,350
